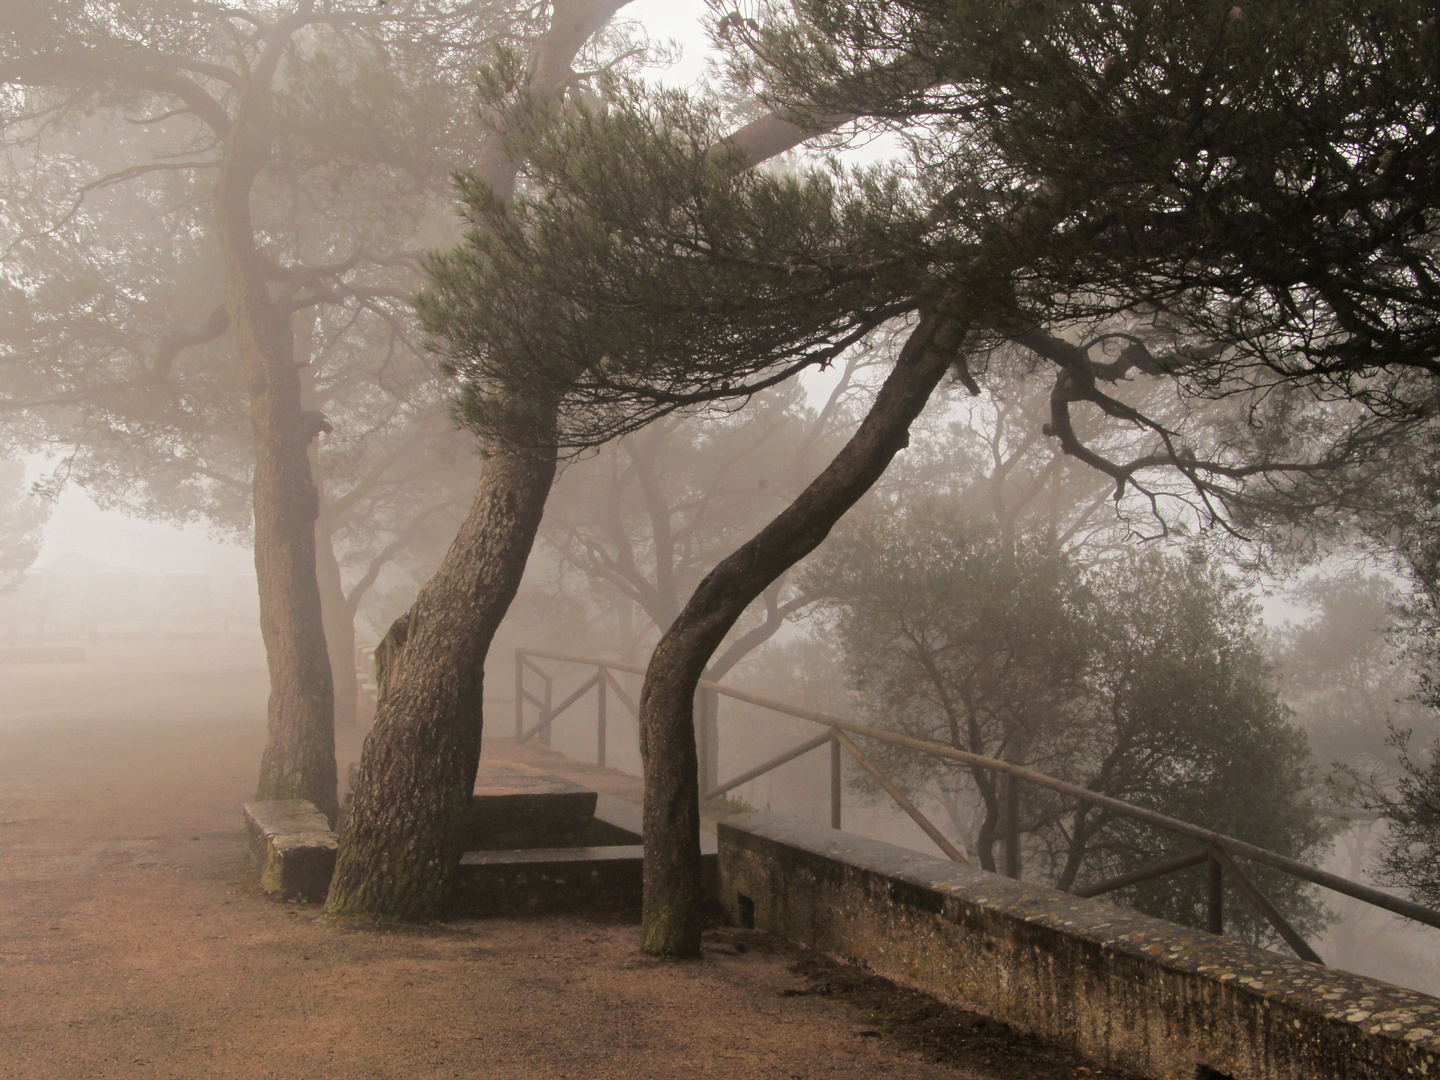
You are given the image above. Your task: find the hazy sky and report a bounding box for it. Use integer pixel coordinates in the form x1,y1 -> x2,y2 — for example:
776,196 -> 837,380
20,0 -> 1308,625
33,482 -> 253,577
626,0 -> 714,86
28,2 -> 715,579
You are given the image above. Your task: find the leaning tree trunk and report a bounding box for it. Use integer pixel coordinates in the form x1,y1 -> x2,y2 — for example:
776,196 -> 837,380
324,8 -> 835,918
325,409 -> 559,919
218,119 -> 338,823
637,313 -> 964,956
322,0 -> 660,919
316,522 -> 359,730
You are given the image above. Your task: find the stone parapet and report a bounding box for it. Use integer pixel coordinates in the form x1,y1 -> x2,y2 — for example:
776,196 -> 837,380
718,812 -> 1440,1080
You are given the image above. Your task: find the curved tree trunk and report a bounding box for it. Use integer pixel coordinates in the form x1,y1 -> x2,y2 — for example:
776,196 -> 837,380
637,313 -> 964,956
321,0 -> 654,920
325,411 -> 559,919
324,0 -> 839,919
219,111 -> 338,823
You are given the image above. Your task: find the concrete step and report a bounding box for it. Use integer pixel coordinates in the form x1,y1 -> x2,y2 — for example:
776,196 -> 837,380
463,761 -> 600,850
451,825 -> 717,917
245,766 -> 715,917
578,793 -> 645,846
453,844 -> 645,916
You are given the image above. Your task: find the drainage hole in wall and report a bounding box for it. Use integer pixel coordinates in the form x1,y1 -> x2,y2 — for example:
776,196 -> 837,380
737,893 -> 755,929
1197,1066 -> 1236,1080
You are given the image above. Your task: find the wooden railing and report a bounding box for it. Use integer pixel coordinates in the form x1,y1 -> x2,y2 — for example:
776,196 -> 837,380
514,646 -> 1440,964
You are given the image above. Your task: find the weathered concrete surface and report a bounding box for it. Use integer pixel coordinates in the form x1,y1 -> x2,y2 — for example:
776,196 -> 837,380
242,799 -> 337,901
719,812 -> 1440,1080
480,737 -> 734,837
465,761 -> 599,850
581,794 -> 645,846
453,823 -> 717,917
454,844 -> 647,916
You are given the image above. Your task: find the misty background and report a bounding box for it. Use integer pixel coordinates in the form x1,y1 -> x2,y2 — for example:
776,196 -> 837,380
6,0 -> 1440,1005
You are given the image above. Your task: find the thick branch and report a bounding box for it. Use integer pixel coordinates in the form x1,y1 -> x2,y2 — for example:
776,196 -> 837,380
150,304 -> 231,382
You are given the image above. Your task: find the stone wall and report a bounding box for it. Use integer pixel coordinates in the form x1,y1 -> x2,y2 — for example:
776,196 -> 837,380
718,812 -> 1440,1080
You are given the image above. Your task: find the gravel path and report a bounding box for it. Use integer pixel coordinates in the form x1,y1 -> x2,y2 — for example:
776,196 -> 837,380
0,639 -> 1122,1080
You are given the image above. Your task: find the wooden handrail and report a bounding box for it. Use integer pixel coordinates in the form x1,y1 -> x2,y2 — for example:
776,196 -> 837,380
513,648 -> 1440,934
597,666 -> 639,720
518,673 -> 603,744
702,730 -> 833,802
834,730 -> 968,864
520,647 -> 646,677
1073,847 -> 1210,899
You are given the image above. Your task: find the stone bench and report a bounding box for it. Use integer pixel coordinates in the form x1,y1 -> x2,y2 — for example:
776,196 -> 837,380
242,800 -> 337,902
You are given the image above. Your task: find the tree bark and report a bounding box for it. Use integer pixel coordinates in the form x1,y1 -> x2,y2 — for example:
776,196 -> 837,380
325,1 -> 842,918
316,520 -> 359,730
325,408 -> 559,919
637,313 -> 965,956
321,0 -> 664,919
218,99 -> 338,823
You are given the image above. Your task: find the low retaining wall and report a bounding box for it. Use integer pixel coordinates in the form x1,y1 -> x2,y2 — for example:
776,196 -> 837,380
718,812 -> 1440,1080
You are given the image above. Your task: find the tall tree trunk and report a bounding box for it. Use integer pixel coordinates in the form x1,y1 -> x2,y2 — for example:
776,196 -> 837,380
316,520 -> 359,730
219,109 -> 337,823
325,412 -> 559,919
637,313 -> 964,956
325,0 -> 830,918
975,803 -> 999,872
323,0 -> 639,919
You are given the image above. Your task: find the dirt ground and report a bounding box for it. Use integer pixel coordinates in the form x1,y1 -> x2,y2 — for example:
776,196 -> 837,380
0,638 -> 1127,1080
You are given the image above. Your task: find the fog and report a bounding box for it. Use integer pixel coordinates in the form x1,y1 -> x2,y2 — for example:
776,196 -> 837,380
4,4 -> 1439,1065
10,382 -> 1440,996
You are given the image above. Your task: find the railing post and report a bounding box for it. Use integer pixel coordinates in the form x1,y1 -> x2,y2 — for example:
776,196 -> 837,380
694,688 -> 709,796
1003,771 -> 1021,879
1210,845 -> 1324,964
703,688 -> 720,793
596,667 -> 607,768
1208,844 -> 1224,935
830,730 -> 842,829
834,730 -> 968,864
540,672 -> 552,748
514,650 -> 524,740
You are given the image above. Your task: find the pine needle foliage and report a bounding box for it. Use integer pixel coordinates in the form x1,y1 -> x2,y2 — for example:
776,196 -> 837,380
721,0 -> 1440,411
419,77 -> 929,451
